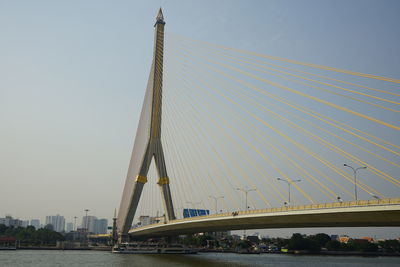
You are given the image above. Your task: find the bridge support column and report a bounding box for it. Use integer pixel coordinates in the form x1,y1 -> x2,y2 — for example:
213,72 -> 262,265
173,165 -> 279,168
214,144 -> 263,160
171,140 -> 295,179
116,8 -> 176,239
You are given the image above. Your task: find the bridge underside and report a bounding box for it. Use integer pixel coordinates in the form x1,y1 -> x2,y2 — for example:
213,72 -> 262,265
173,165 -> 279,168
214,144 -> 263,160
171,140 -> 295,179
129,204 -> 400,238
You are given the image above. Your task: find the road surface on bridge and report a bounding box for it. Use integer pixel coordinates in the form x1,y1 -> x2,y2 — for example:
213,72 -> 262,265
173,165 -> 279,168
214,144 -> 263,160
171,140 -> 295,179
129,198 -> 400,238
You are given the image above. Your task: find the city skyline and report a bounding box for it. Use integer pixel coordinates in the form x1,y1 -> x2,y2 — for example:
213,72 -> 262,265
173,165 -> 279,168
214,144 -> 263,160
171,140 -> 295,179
1,0 -> 399,239
1,213 -> 108,234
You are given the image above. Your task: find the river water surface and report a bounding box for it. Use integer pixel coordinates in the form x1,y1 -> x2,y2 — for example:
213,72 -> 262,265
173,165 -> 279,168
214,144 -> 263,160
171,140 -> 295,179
1,250 -> 400,266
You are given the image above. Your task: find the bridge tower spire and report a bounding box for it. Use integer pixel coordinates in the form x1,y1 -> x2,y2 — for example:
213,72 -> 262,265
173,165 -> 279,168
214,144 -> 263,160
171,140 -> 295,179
117,8 -> 175,240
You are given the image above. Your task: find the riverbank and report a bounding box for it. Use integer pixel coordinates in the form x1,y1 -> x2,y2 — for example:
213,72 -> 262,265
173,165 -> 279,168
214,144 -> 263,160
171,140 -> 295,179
18,246 -> 92,250
199,248 -> 400,257
15,246 -> 400,257
1,250 -> 400,267
291,250 -> 400,257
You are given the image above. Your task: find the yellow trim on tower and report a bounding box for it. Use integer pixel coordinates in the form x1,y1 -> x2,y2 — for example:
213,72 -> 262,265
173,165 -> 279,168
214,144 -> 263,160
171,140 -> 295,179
157,177 -> 170,185
135,175 -> 148,184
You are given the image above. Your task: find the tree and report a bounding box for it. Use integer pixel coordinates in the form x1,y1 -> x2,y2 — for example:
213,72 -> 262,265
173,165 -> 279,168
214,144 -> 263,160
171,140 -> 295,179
326,240 -> 342,251
287,233 -> 320,252
196,235 -> 213,247
378,240 -> 400,253
0,225 -> 64,246
310,233 -> 331,248
346,240 -> 378,252
0,224 -> 7,235
235,240 -> 252,250
44,224 -> 54,231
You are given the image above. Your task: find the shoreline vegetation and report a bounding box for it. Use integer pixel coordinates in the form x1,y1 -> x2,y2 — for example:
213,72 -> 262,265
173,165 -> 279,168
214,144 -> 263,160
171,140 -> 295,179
2,224 -> 400,256
8,247 -> 400,257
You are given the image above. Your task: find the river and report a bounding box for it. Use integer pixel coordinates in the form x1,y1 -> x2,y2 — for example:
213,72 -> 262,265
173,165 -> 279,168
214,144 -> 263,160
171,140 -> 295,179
1,250 -> 400,266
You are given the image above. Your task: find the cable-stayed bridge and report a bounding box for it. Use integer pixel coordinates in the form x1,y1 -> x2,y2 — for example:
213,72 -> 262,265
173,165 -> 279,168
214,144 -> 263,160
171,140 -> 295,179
116,9 -> 400,241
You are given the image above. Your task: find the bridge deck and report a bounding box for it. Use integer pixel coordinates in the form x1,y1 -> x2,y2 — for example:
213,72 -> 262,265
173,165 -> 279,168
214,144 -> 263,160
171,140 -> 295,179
128,198 -> 400,237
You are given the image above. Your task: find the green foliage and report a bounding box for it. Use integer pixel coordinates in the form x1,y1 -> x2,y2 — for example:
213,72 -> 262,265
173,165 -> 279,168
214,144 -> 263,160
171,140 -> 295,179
182,235 -> 197,246
178,231 -> 394,254
347,240 -> 378,252
235,240 -> 252,250
181,234 -> 214,247
325,240 -> 342,251
309,233 -> 331,247
0,224 -> 7,234
275,237 -> 289,249
196,235 -> 211,247
0,224 -> 64,246
378,239 -> 400,252
44,224 -> 54,231
287,233 -> 320,252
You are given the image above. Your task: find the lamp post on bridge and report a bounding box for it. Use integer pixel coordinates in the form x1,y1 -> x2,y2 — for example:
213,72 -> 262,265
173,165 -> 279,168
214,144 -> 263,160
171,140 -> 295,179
277,178 -> 301,206
343,164 -> 367,201
236,187 -> 256,239
236,187 -> 257,212
209,195 -> 224,214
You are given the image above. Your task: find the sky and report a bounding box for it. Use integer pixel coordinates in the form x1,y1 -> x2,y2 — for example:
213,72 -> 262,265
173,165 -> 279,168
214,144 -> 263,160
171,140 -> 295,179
0,0 -> 399,237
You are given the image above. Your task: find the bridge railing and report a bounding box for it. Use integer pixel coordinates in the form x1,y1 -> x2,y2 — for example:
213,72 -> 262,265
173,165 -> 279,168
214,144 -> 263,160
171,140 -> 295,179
130,198 -> 400,231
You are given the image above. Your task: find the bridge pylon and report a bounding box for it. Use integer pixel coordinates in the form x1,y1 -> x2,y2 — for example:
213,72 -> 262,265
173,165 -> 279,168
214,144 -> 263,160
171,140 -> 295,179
117,8 -> 175,240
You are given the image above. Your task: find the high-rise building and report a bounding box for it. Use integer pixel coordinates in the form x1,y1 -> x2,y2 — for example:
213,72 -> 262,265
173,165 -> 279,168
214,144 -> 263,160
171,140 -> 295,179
0,216 -> 23,227
94,219 -> 108,234
66,222 -> 74,232
80,216 -> 108,234
45,215 -> 65,232
21,220 -> 29,228
81,216 -> 97,232
30,219 -> 40,229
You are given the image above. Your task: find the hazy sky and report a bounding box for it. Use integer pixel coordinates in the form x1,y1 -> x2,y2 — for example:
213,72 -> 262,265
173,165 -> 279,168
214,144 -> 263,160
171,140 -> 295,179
1,0 -> 399,237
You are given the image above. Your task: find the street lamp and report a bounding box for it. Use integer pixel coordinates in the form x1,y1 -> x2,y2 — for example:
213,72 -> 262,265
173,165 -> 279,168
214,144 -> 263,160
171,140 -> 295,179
237,187 -> 256,238
74,216 -> 77,231
84,209 -> 89,231
209,195 -> 224,214
343,164 -> 367,201
236,187 -> 257,212
277,178 -> 301,205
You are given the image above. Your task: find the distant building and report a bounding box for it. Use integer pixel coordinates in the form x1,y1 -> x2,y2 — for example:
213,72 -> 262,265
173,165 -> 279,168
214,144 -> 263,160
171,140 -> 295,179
81,216 -> 97,232
94,219 -> 108,234
66,222 -> 74,232
81,216 -> 108,234
45,215 -> 65,232
21,220 -> 29,228
361,236 -> 374,243
137,216 -> 162,227
30,219 -> 40,229
339,235 -> 350,243
138,216 -> 151,227
214,231 -> 231,239
0,216 -> 23,227
64,228 -> 87,242
330,235 -> 339,241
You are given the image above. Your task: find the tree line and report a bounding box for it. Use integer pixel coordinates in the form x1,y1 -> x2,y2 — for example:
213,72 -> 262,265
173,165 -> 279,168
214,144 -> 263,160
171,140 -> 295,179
180,232 -> 400,253
0,224 -> 65,246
